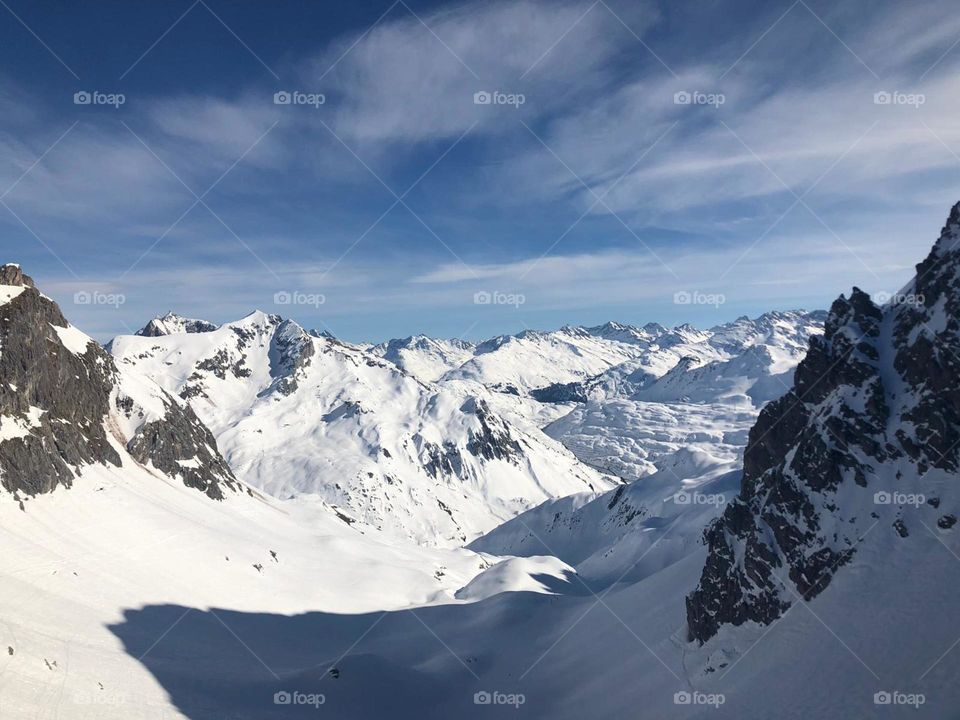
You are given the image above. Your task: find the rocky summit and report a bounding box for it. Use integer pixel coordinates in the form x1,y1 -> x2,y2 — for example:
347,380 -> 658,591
685,203 -> 960,644
0,264 -> 238,502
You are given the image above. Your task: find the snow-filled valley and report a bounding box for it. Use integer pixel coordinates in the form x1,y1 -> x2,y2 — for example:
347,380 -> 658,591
2,200 -> 960,719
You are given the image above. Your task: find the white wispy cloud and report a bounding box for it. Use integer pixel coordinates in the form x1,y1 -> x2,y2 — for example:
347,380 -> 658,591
311,0 -> 657,143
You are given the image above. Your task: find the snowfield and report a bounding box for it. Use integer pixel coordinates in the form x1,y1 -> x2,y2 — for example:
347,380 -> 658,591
0,456 -> 573,719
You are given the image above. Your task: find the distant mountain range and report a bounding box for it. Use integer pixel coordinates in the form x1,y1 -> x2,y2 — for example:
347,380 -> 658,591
107,301 -> 825,546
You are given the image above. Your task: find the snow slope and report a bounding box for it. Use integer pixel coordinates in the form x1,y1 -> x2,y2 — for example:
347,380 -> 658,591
0,456 -> 551,719
91,495 -> 960,719
470,447 -> 740,587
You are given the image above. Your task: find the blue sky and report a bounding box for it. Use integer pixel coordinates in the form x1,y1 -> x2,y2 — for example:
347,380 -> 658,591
1,0 -> 959,342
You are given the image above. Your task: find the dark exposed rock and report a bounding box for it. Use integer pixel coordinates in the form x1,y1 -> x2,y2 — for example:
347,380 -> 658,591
607,485 -> 626,510
0,264 -> 34,287
0,267 -> 238,501
464,398 -> 521,463
196,349 -> 250,381
124,394 -> 238,500
0,282 -> 121,495
417,399 -> 521,480
685,203 -> 960,644
135,312 -> 218,337
938,514 -> 957,530
267,320 -> 315,396
421,439 -> 463,479
530,380 -> 590,404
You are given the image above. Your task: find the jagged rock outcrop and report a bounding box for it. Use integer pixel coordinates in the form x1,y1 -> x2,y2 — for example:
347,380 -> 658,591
0,265 -> 238,502
0,268 -> 121,497
530,380 -> 591,404
267,319 -> 315,396
685,203 -> 960,643
463,397 -> 522,462
136,311 -> 219,336
122,393 -> 238,500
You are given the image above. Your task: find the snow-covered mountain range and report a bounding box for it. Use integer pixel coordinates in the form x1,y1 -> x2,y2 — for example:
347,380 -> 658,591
110,311 -> 615,546
5,202 -> 960,719
107,302 -> 824,550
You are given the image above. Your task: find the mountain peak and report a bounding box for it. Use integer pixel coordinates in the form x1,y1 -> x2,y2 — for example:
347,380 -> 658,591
136,311 -> 218,337
238,309 -> 282,326
0,274 -> 238,501
685,201 -> 960,644
0,263 -> 34,288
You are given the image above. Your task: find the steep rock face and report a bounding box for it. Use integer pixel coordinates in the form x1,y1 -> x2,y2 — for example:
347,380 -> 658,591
0,266 -> 238,502
266,319 -> 315,396
0,269 -> 121,496
685,204 -> 960,644
122,393 -> 238,500
891,204 -> 960,473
